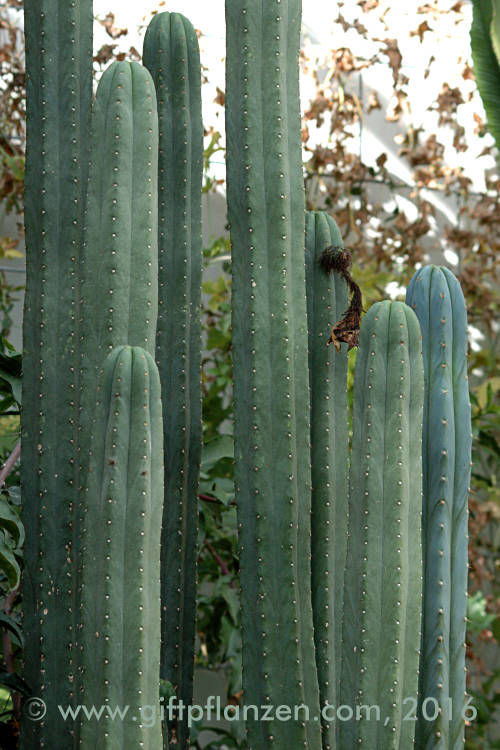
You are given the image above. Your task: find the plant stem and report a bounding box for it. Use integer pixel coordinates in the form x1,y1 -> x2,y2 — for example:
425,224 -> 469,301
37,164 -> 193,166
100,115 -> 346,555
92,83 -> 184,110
0,439 -> 20,487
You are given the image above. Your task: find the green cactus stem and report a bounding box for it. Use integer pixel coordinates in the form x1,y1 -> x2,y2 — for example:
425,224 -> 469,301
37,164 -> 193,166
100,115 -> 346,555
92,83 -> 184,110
80,346 -> 163,750
21,2 -> 93,746
78,60 -> 159,480
143,15 -> 203,748
225,1 -> 322,747
406,266 -> 471,750
305,211 -> 349,750
340,300 -> 424,750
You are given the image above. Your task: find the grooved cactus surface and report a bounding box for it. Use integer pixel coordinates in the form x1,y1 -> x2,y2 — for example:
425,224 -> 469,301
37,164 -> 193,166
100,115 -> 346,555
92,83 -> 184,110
406,266 -> 471,750
80,346 -> 163,750
305,211 -> 349,750
340,300 -> 424,750
21,2 -> 93,746
225,1 -> 322,747
79,60 -> 159,479
143,15 -> 203,748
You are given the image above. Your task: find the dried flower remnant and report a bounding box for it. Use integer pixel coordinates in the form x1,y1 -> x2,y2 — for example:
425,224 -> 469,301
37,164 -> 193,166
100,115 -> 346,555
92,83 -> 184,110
319,246 -> 363,351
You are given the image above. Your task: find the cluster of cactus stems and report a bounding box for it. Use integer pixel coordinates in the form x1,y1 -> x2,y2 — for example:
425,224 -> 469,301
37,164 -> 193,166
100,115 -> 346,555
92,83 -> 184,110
20,1 -> 471,749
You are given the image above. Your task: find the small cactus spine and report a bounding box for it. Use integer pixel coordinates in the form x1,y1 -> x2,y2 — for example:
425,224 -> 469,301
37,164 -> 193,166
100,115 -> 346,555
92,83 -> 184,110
406,266 -> 471,750
305,211 -> 349,750
340,300 -> 424,750
80,346 -> 163,750
225,1 -> 322,747
143,15 -> 203,748
21,2 -> 93,746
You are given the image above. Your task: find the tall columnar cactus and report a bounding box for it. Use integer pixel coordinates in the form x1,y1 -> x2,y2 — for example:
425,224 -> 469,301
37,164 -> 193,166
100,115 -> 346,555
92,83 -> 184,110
470,0 -> 500,158
80,346 -> 163,750
305,211 -> 349,750
79,60 -> 159,476
340,300 -> 424,750
21,1 -> 93,746
143,15 -> 203,748
225,1 -> 322,747
406,267 -> 471,750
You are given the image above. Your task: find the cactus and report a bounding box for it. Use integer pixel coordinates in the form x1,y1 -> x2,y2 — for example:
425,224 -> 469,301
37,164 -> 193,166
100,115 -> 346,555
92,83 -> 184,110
470,0 -> 500,157
20,3 -> 474,750
143,15 -> 203,748
225,1 -> 322,747
340,300 -> 424,750
305,211 -> 349,750
22,22 -> 158,741
406,266 -> 471,750
21,1 -> 93,745
80,345 -> 163,750
79,60 -> 159,471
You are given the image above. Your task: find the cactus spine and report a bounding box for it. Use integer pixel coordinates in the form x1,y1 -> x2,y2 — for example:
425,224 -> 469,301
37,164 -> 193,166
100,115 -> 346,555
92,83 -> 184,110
406,267 -> 471,750
225,1 -> 322,747
80,346 -> 163,750
340,300 -> 424,750
305,211 -> 349,750
21,1 -> 93,745
143,15 -> 203,748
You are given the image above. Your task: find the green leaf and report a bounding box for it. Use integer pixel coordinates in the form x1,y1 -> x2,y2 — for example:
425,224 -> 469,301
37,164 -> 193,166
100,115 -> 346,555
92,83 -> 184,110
467,591 -> 496,634
492,0 -> 500,64
201,435 -> 234,475
221,585 -> 239,625
0,498 -> 24,548
471,0 -> 500,154
0,613 -> 23,647
0,349 -> 22,407
0,672 -> 32,697
5,486 -> 20,507
206,328 -> 230,350
0,544 -> 20,591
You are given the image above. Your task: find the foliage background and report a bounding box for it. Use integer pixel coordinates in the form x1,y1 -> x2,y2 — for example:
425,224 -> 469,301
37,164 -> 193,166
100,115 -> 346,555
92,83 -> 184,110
0,0 -> 498,747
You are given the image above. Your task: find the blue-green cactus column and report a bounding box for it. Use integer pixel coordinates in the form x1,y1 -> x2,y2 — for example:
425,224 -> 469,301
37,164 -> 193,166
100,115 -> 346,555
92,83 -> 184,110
80,346 -> 164,750
225,1 -> 322,747
21,2 -> 93,746
340,300 -> 424,750
305,211 -> 349,750
78,60 -> 159,478
143,15 -> 203,748
406,266 -> 471,750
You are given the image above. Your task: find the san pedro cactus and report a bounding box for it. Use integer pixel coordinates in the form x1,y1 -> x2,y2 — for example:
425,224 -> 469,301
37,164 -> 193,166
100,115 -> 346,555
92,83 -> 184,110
305,211 -> 349,750
80,345 -> 163,750
143,15 -> 203,748
470,0 -> 500,157
79,60 -> 159,474
340,300 -> 424,750
21,1 -> 93,745
406,266 -> 471,750
225,1 -> 322,747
